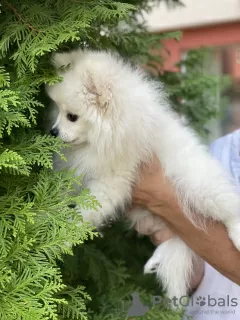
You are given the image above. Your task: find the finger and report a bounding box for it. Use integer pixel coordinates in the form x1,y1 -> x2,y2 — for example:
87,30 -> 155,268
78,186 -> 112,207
135,216 -> 156,235
150,229 -> 174,245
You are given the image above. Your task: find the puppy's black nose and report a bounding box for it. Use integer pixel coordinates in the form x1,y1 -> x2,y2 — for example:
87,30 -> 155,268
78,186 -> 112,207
50,127 -> 59,137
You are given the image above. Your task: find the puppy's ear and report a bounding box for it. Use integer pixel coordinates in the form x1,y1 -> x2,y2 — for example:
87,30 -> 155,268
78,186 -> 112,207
84,72 -> 112,112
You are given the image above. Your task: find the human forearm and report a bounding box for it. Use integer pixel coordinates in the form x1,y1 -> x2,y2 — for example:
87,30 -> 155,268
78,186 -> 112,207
148,200 -> 240,286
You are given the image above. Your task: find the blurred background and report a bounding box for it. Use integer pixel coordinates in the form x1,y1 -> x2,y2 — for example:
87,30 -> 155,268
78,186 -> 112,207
144,0 -> 240,143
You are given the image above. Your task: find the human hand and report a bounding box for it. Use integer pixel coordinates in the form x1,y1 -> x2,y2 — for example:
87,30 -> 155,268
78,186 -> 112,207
131,157 -> 204,291
132,156 -> 180,217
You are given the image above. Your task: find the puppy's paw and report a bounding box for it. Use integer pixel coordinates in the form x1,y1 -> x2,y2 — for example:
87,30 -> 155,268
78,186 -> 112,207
144,247 -> 162,274
77,208 -> 110,233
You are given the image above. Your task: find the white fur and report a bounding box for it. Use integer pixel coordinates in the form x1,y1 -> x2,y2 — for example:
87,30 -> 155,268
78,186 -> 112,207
46,49 -> 240,305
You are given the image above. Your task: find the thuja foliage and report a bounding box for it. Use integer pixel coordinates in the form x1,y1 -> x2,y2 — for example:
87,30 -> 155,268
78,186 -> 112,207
0,0 -> 226,319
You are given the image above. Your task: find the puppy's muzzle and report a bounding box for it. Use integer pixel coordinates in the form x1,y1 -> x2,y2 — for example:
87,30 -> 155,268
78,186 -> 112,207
50,127 -> 59,137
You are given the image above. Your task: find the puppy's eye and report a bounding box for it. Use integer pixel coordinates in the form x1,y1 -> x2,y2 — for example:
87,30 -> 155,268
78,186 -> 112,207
67,113 -> 78,122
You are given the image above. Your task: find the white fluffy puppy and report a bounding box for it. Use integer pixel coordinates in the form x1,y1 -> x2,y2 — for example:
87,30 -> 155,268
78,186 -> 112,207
46,49 -> 240,302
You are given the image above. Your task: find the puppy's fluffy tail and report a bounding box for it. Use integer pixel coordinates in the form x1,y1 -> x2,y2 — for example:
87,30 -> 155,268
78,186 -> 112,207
145,237 -> 197,307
